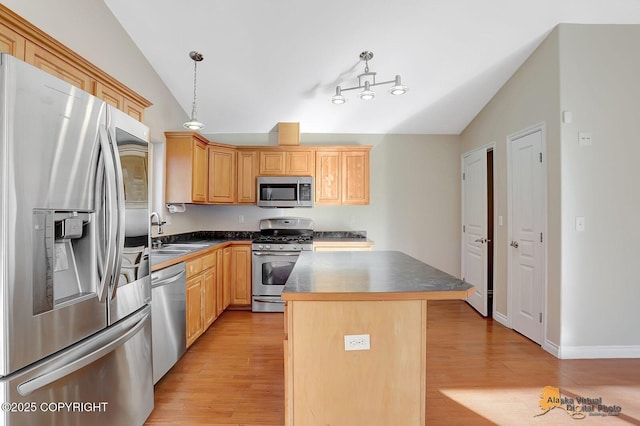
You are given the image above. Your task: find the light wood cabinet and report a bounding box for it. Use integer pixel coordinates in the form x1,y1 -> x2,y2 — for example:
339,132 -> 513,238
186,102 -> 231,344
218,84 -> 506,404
0,22 -> 25,60
259,150 -> 314,176
259,151 -> 285,174
237,150 -> 258,203
315,151 -> 342,204
222,247 -> 234,309
185,250 -> 219,347
315,148 -> 370,205
185,274 -> 203,348
165,132 -> 210,204
0,5 -> 150,121
208,146 -> 236,203
25,41 -> 94,92
230,245 -> 252,307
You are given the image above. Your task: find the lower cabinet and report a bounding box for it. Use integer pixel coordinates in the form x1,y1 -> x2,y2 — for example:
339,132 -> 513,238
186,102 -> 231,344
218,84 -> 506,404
185,250 -> 218,348
230,245 -> 252,307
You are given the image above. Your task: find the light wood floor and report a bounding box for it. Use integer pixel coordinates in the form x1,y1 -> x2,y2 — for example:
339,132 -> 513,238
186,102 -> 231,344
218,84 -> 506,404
146,301 -> 640,425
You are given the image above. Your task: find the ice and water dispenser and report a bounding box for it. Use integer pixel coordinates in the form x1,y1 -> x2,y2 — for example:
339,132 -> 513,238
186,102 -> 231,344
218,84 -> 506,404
33,210 -> 97,315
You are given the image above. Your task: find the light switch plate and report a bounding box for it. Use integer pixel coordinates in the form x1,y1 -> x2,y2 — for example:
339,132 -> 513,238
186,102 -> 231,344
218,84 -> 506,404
576,216 -> 585,232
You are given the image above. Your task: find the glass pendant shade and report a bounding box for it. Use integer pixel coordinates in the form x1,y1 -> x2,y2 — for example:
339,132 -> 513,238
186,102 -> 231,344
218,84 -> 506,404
389,75 -> 408,95
331,86 -> 346,104
360,81 -> 375,100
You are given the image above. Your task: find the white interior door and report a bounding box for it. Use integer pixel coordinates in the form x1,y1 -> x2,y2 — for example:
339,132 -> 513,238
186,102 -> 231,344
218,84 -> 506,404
462,148 -> 488,317
509,128 -> 545,344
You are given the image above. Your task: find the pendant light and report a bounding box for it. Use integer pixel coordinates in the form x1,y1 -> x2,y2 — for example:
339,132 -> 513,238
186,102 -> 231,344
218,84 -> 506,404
183,51 -> 205,130
331,51 -> 408,104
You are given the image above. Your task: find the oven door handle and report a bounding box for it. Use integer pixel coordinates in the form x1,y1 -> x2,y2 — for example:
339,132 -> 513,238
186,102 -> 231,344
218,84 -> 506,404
254,298 -> 286,304
252,252 -> 300,256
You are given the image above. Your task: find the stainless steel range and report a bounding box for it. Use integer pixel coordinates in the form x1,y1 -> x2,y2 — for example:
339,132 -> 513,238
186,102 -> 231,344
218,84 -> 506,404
252,217 -> 313,312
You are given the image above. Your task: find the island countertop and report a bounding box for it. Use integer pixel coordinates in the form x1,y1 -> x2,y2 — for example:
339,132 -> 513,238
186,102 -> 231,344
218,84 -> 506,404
281,250 -> 474,302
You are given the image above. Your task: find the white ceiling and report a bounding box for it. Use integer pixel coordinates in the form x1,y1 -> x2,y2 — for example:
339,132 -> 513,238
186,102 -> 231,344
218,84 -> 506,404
105,0 -> 640,135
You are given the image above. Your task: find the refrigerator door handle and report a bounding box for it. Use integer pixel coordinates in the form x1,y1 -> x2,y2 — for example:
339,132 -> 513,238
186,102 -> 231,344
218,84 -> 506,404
97,126 -> 118,303
107,124 -> 126,300
16,307 -> 150,397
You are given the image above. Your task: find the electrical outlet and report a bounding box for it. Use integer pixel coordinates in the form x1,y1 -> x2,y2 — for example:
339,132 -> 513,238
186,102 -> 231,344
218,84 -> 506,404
344,334 -> 370,351
238,215 -> 244,224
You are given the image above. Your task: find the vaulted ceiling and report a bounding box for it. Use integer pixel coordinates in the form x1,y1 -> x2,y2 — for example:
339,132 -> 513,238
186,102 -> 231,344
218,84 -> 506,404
105,0 -> 640,134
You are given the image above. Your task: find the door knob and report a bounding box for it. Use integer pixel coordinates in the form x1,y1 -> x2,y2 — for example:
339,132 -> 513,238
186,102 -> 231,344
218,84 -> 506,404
475,237 -> 491,244
510,241 -> 519,248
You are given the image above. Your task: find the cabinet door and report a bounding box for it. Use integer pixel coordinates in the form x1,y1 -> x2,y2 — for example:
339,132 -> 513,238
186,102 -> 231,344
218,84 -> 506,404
216,249 -> 225,316
123,97 -> 145,122
25,41 -> 94,92
231,245 -> 252,306
186,276 -> 203,348
95,81 -> 125,110
192,140 -> 208,203
203,267 -> 217,329
286,151 -> 314,175
0,22 -> 25,60
342,151 -> 370,205
237,150 -> 258,203
315,151 -> 341,205
259,151 -> 286,175
208,147 -> 236,203
223,247 -> 232,309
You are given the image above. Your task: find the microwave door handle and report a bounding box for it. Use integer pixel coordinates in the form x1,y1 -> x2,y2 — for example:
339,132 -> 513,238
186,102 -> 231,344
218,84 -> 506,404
297,180 -> 300,205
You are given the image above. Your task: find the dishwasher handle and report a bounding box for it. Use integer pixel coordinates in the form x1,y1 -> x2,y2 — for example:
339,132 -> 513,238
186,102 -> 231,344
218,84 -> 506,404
151,270 -> 186,289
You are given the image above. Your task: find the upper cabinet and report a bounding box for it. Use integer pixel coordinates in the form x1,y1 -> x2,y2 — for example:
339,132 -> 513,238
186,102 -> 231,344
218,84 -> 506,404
316,148 -> 371,205
237,150 -> 258,204
259,149 -> 314,176
208,145 -> 236,203
0,5 -> 151,120
25,41 -> 94,92
165,132 -> 210,204
0,22 -> 24,60
165,131 -> 371,206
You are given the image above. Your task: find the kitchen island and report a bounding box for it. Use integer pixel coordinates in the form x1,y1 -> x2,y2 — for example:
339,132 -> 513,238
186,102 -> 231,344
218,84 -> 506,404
281,250 -> 474,426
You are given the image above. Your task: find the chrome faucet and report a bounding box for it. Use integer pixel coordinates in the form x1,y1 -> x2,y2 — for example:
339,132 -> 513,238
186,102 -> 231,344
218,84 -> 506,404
150,211 -> 166,235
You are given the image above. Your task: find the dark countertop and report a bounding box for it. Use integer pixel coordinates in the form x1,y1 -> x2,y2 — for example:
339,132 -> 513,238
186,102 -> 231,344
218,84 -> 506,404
282,250 -> 474,301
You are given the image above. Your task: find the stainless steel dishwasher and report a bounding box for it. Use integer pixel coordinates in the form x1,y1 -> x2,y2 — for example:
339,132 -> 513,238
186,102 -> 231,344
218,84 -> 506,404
151,262 -> 186,384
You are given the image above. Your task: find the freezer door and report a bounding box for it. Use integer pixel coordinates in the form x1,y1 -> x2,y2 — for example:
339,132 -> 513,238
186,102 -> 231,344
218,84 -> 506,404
0,306 -> 153,426
105,105 -> 151,325
0,54 -> 111,376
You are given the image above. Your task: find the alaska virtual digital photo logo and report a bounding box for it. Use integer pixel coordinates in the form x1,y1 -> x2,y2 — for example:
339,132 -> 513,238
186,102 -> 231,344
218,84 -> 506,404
536,386 -> 623,419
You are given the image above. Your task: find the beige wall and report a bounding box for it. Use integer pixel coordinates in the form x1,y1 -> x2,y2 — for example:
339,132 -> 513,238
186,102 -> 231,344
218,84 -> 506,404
460,28 -> 562,345
558,24 -> 640,354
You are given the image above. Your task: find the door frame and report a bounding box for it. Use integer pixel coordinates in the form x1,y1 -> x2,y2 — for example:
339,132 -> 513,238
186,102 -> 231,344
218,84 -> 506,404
461,142 -> 495,317
506,122 -> 548,344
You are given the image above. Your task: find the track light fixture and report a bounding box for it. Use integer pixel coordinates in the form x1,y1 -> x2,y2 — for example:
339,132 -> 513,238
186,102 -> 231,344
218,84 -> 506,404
331,51 -> 407,104
183,51 -> 205,130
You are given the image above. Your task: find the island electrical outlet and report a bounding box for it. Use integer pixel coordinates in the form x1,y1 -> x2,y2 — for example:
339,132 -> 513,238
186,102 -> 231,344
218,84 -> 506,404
344,334 -> 371,351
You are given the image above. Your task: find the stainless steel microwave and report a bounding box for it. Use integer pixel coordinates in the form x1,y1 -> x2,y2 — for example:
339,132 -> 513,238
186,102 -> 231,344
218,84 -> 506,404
257,176 -> 313,208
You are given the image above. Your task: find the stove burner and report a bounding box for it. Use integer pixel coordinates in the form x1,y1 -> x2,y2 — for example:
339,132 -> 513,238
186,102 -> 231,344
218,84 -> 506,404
253,235 -> 313,244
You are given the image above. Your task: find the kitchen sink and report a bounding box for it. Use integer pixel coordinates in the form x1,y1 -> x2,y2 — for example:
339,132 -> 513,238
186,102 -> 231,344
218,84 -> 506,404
162,243 -> 210,249
152,249 -> 192,255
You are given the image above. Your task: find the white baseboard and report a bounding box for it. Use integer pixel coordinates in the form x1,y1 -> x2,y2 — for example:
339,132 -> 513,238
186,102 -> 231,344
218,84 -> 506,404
543,339 -> 560,357
492,310 -> 509,327
558,345 -> 640,359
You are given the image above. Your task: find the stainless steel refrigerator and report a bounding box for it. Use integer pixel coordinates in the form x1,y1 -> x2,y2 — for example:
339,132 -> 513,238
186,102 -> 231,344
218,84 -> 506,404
0,54 -> 153,425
